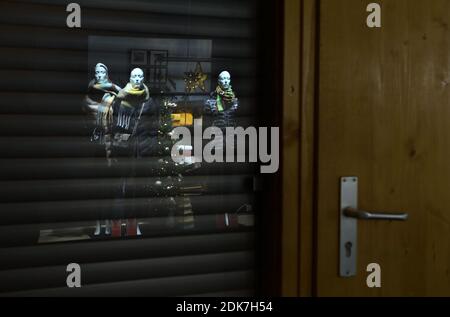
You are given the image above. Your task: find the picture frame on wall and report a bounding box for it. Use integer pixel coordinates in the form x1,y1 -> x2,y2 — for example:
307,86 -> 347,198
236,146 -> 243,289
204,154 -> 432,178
130,49 -> 148,66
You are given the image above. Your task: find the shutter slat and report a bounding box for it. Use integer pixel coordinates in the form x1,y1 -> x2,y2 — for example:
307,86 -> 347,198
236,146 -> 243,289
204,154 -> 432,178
0,115 -> 256,136
0,213 -> 254,246
0,194 -> 255,225
0,126 -> 256,158
0,48 -> 257,76
1,270 -> 255,297
0,2 -> 255,38
0,232 -> 255,270
0,25 -> 257,57
0,158 -> 258,180
0,70 -> 256,95
13,0 -> 257,19
0,93 -> 256,115
0,176 -> 254,203
0,251 -> 254,293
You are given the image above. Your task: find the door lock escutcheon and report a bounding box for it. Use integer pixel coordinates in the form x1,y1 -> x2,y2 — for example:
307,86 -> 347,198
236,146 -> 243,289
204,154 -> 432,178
340,177 -> 409,277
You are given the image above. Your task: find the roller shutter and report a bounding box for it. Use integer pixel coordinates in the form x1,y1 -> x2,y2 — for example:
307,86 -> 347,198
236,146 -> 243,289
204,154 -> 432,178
0,0 -> 273,296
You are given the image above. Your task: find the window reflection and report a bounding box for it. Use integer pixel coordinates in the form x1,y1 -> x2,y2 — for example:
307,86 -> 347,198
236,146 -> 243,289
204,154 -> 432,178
29,36 -> 256,245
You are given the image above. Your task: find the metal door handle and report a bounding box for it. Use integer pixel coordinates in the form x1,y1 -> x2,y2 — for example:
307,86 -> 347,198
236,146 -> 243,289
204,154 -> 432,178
339,177 -> 409,277
344,207 -> 408,221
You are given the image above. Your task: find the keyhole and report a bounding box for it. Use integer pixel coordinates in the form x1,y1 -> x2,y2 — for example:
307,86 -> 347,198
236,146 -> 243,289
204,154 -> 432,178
345,242 -> 353,258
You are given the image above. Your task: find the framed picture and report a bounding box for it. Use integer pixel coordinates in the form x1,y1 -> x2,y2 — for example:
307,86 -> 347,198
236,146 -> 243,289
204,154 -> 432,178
150,50 -> 168,66
130,50 -> 148,66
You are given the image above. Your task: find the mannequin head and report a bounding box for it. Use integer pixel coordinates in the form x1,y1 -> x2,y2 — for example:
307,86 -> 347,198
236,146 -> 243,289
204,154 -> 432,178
218,71 -> 231,90
95,63 -> 109,84
130,68 -> 145,89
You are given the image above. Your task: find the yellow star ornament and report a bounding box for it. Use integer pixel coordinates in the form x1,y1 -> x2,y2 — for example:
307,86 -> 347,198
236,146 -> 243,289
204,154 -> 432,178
184,62 -> 208,94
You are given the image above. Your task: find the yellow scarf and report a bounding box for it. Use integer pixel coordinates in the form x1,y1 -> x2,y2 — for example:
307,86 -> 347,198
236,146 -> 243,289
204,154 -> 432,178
118,83 -> 149,108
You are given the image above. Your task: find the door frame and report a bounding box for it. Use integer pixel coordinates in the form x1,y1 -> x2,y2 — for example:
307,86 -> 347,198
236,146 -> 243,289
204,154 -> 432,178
281,0 -> 318,297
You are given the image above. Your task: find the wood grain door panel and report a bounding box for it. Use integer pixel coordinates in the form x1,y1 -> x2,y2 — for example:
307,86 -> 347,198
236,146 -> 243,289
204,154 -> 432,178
316,0 -> 449,296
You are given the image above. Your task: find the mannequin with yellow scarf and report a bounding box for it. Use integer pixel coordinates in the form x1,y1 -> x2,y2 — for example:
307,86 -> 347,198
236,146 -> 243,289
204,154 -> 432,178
115,68 -> 150,135
85,63 -> 122,237
108,68 -> 150,238
85,63 -> 121,139
205,71 -> 239,127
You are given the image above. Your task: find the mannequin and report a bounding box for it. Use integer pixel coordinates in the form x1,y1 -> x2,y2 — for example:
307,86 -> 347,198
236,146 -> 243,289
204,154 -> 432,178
110,68 -> 150,237
86,63 -> 121,131
205,71 -> 239,127
213,71 -> 238,113
85,63 -> 121,236
115,68 -> 150,133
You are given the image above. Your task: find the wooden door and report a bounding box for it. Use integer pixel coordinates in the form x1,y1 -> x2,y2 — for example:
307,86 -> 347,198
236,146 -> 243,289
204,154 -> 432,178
316,0 -> 449,296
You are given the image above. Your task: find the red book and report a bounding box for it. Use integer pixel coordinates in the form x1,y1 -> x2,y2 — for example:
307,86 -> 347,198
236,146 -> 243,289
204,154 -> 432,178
126,219 -> 138,237
111,220 -> 122,237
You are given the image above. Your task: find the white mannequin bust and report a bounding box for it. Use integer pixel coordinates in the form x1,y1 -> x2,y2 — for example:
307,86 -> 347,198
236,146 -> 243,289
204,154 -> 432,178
218,71 -> 231,90
130,68 -> 145,89
95,63 -> 109,84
